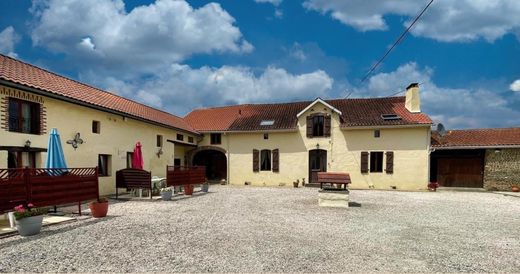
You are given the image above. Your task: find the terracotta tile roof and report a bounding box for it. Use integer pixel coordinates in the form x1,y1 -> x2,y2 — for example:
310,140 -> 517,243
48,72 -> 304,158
0,54 -> 197,134
185,97 -> 432,131
431,128 -> 520,148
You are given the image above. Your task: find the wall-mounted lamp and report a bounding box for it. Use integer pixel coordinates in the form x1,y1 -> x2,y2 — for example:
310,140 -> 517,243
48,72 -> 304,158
24,140 -> 31,148
494,148 -> 502,153
316,143 -> 320,150
156,147 -> 164,158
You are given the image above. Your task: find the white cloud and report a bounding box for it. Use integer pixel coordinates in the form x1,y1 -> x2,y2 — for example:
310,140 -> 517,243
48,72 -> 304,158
303,0 -> 520,42
510,79 -> 520,92
357,62 -> 520,129
255,0 -> 282,6
88,64 -> 333,115
30,0 -> 252,73
0,26 -> 20,58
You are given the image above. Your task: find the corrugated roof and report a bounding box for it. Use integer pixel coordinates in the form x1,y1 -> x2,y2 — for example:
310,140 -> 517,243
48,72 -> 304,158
0,54 -> 197,134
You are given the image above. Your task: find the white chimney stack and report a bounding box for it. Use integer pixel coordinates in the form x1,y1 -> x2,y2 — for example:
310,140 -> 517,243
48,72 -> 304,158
405,83 -> 420,113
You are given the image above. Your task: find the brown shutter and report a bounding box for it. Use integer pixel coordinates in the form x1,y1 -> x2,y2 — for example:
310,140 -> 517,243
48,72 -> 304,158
361,152 -> 369,173
253,149 -> 259,172
324,115 -> 331,137
272,149 -> 279,172
385,151 -> 394,174
306,116 -> 313,138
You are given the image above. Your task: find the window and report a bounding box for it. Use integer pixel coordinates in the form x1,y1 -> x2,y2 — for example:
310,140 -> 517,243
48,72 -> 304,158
7,151 -> 36,168
98,154 -> 111,177
176,134 -> 184,141
260,120 -> 275,126
157,135 -> 163,147
8,98 -> 40,134
260,149 -> 271,171
188,136 -> 194,143
210,133 -> 221,145
381,114 -> 402,121
126,152 -> 133,168
370,152 -> 383,173
92,121 -> 100,134
264,133 -> 269,140
312,115 -> 324,137
374,130 -> 380,138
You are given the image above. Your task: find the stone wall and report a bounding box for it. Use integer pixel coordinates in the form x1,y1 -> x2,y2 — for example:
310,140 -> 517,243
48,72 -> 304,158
484,148 -> 520,191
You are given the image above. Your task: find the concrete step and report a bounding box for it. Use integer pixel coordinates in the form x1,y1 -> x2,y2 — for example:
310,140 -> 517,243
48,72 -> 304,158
437,187 -> 487,192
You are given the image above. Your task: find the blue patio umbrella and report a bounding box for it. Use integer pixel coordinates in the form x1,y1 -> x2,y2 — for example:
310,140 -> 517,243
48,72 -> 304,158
45,128 -> 68,174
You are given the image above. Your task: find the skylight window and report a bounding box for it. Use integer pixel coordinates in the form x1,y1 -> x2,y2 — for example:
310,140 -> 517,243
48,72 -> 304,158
381,114 -> 402,121
260,120 -> 275,126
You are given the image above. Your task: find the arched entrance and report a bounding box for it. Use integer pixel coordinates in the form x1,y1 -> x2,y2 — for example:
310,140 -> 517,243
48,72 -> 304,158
193,149 -> 227,181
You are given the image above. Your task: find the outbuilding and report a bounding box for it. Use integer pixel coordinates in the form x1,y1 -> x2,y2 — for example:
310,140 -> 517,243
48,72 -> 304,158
430,128 -> 520,191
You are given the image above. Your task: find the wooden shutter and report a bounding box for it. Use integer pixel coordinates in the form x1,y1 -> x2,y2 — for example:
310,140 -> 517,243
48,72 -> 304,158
253,149 -> 259,172
361,151 -> 369,173
324,115 -> 331,137
306,116 -> 313,138
272,149 -> 279,172
385,151 -> 394,174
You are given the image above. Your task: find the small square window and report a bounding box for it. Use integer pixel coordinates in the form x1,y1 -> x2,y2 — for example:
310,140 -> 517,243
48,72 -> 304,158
176,134 -> 184,141
98,154 -> 111,177
211,133 -> 222,145
157,135 -> 163,147
92,121 -> 100,134
264,133 -> 269,140
374,130 -> 380,138
188,136 -> 194,143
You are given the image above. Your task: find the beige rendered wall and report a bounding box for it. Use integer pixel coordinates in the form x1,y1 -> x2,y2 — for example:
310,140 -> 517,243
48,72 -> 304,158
200,101 -> 430,190
0,85 -> 197,195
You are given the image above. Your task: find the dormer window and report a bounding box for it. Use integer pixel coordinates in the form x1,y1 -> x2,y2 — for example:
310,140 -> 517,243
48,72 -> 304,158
312,115 -> 324,137
306,113 -> 331,138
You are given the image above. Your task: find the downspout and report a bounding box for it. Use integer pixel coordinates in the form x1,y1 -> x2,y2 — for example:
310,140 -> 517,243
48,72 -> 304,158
226,132 -> 230,185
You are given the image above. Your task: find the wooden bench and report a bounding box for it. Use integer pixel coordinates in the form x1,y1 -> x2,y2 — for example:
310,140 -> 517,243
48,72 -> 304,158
317,172 -> 351,189
115,168 -> 152,199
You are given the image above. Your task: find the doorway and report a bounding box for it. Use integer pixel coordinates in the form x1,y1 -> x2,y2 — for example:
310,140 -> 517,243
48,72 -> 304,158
309,149 -> 327,184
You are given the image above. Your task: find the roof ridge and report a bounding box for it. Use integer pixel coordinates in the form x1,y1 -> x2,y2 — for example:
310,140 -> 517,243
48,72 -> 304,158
447,127 -> 520,132
0,53 -> 187,122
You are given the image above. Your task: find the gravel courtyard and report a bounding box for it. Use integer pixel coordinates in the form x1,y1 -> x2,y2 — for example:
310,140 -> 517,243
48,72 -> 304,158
1,186 -> 519,273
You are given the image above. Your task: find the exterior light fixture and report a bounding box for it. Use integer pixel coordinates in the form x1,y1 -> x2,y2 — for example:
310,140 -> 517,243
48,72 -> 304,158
156,147 -> 163,158
316,143 -> 320,150
24,140 -> 31,148
494,148 -> 502,153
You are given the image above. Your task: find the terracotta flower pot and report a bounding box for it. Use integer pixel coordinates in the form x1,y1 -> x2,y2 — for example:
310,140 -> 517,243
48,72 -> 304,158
88,201 -> 109,218
184,185 -> 194,195
293,182 -> 298,188
512,186 -> 520,192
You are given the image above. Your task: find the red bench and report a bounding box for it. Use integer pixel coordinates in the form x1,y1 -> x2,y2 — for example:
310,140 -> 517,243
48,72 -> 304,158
317,172 -> 351,189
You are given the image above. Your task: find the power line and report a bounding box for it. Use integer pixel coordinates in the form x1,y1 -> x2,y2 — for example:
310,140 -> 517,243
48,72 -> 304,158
360,0 -> 435,83
381,82 -> 424,98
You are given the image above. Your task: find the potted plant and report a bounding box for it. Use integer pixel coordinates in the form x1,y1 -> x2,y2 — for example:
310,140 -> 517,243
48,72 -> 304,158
201,182 -> 209,192
293,179 -> 299,188
428,182 -> 439,192
512,184 -> 519,192
160,187 -> 173,201
184,184 -> 194,195
88,198 -> 109,218
14,203 -> 47,236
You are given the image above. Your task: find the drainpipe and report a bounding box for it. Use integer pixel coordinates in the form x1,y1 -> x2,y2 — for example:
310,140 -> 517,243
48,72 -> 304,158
226,132 -> 230,185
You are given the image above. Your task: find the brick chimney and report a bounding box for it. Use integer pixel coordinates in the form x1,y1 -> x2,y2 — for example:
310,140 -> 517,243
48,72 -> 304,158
405,83 -> 420,113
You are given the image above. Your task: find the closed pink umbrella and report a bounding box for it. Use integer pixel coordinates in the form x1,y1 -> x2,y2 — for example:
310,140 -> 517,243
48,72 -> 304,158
132,142 -> 144,169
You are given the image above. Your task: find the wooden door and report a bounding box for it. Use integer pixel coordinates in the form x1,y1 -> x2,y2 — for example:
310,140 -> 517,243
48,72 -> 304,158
437,157 -> 484,188
309,149 -> 327,184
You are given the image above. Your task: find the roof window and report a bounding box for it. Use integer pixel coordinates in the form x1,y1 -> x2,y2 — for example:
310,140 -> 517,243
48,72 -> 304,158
260,120 -> 275,126
381,114 -> 402,121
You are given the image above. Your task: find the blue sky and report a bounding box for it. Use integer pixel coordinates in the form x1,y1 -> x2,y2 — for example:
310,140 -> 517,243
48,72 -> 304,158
0,0 -> 519,129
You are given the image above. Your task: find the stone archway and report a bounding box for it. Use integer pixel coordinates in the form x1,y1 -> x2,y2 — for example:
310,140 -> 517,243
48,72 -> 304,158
188,146 -> 227,181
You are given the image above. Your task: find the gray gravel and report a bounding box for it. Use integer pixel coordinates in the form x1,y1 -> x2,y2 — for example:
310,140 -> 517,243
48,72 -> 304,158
1,186 -> 519,273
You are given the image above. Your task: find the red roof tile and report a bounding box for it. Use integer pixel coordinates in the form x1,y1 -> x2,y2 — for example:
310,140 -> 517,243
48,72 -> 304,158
431,128 -> 520,148
185,97 -> 432,131
0,54 -> 197,134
